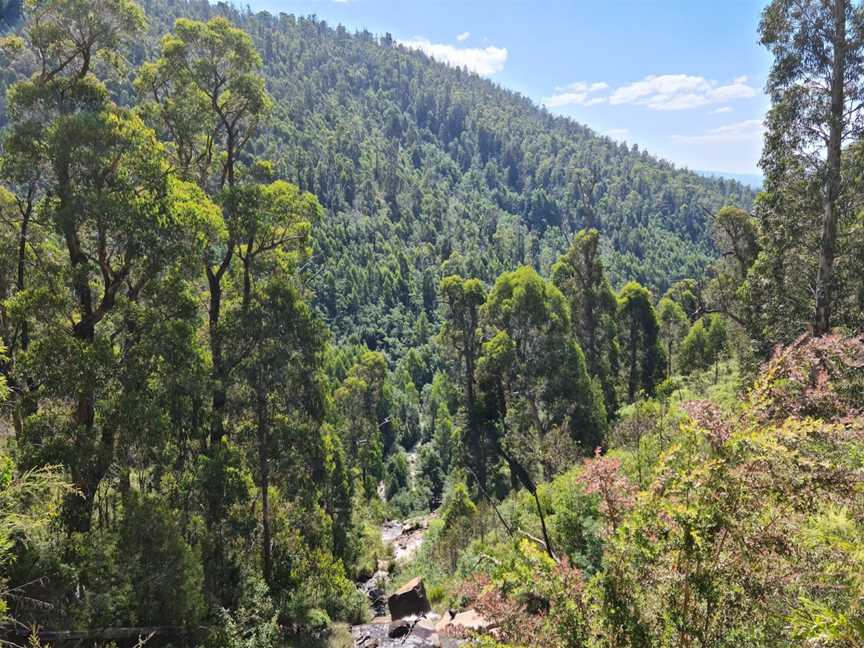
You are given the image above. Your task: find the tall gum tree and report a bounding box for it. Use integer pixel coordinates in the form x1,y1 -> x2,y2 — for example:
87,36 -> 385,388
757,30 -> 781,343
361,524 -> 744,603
552,228 -> 620,417
0,0 -> 218,531
759,0 -> 864,336
136,16 -> 271,447
479,266 -> 606,461
617,282 -> 665,403
438,274 -> 487,489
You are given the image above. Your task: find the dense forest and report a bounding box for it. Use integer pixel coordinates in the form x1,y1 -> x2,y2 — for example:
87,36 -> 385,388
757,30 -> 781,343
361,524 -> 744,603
0,0 -> 861,647
0,0 -> 757,355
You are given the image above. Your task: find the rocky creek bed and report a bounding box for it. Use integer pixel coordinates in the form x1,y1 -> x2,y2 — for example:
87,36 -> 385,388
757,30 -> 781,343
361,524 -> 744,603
350,514 -> 486,647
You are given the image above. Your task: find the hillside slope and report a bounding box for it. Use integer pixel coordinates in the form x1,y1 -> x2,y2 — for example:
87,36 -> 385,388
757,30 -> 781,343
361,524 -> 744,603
1,0 -> 755,353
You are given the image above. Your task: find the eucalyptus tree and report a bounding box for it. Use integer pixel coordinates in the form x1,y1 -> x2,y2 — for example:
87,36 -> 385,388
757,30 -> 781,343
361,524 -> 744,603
0,0 -> 218,531
704,206 -> 760,331
679,315 -> 729,381
136,16 -> 271,446
657,297 -> 689,379
479,266 -> 606,460
552,228 -> 620,416
335,350 -> 388,497
238,279 -> 326,587
758,0 -> 864,337
438,274 -> 487,487
617,282 -> 665,402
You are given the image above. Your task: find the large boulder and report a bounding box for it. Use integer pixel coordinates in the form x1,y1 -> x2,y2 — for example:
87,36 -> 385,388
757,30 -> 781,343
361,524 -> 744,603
388,576 -> 431,620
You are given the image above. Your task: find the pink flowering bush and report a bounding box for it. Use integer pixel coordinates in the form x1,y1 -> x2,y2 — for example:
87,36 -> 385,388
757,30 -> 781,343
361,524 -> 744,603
577,448 -> 637,533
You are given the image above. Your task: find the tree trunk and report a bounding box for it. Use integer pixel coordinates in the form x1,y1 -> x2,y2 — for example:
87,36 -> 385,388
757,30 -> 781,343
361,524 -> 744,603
464,348 -> 485,491
208,270 -> 226,447
464,306 -> 485,491
667,339 -> 673,379
58,169 -> 104,533
10,192 -> 38,435
533,489 -> 556,562
495,439 -> 556,562
17,196 -> 30,351
256,386 -> 273,587
814,0 -> 846,336
627,322 -> 639,402
242,251 -> 253,313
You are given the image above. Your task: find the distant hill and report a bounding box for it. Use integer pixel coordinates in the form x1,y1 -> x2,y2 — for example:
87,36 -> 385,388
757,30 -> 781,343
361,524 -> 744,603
696,170 -> 763,190
1,0 -> 757,353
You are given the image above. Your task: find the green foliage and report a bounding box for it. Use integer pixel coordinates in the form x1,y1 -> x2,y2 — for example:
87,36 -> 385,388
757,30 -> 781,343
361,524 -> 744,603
617,281 -> 666,402
543,469 -> 603,572
481,266 -> 607,455
656,296 -> 688,377
0,0 -> 754,359
335,350 -> 388,497
208,580 -> 280,648
2,0 -> 862,643
0,454 -> 68,623
679,314 -> 728,375
384,448 -> 409,499
118,493 -> 206,625
755,0 -> 864,339
552,228 -> 620,416
441,481 -> 477,530
0,0 -> 382,632
422,334 -> 864,647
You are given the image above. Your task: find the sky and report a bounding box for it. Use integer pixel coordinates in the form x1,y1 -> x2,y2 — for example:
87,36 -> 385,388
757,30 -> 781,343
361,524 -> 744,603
244,0 -> 773,176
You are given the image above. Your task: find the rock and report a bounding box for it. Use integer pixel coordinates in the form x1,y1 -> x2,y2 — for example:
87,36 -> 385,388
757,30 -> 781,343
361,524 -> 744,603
436,608 -> 493,635
388,619 -> 411,639
356,565 -> 375,582
354,633 -> 379,647
388,576 -> 431,620
370,593 -> 388,618
413,618 -> 441,645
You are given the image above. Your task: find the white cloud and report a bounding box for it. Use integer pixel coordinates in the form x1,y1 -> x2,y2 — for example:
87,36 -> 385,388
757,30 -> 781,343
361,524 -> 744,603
456,31 -> 470,42
399,37 -> 507,76
610,74 -> 755,110
672,119 -> 764,144
544,74 -> 756,111
542,81 -> 609,108
710,106 -> 734,114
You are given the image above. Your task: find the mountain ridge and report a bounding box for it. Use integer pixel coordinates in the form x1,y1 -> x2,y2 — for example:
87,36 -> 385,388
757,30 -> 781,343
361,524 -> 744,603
1,0 -> 757,352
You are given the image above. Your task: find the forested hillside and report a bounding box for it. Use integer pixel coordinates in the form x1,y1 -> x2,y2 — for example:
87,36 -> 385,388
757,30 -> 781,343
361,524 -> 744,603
0,0 -> 861,647
3,0 -> 754,353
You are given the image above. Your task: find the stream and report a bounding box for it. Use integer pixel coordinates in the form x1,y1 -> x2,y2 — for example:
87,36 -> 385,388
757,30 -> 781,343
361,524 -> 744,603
351,513 -> 457,648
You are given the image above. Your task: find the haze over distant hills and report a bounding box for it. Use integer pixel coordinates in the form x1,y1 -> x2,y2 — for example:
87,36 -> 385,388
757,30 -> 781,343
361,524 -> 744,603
696,170 -> 763,190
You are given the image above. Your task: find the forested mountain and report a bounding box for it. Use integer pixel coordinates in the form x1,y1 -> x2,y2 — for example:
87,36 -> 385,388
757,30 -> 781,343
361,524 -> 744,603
4,0 -> 753,353
1,1 -> 862,647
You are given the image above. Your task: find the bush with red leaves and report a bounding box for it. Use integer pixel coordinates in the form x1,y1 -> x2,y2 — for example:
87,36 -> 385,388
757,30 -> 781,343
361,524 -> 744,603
749,333 -> 864,422
681,399 -> 732,449
576,448 -> 637,534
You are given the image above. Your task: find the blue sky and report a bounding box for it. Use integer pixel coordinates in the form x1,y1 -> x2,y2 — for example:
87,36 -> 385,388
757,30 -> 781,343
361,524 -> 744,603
245,0 -> 772,176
